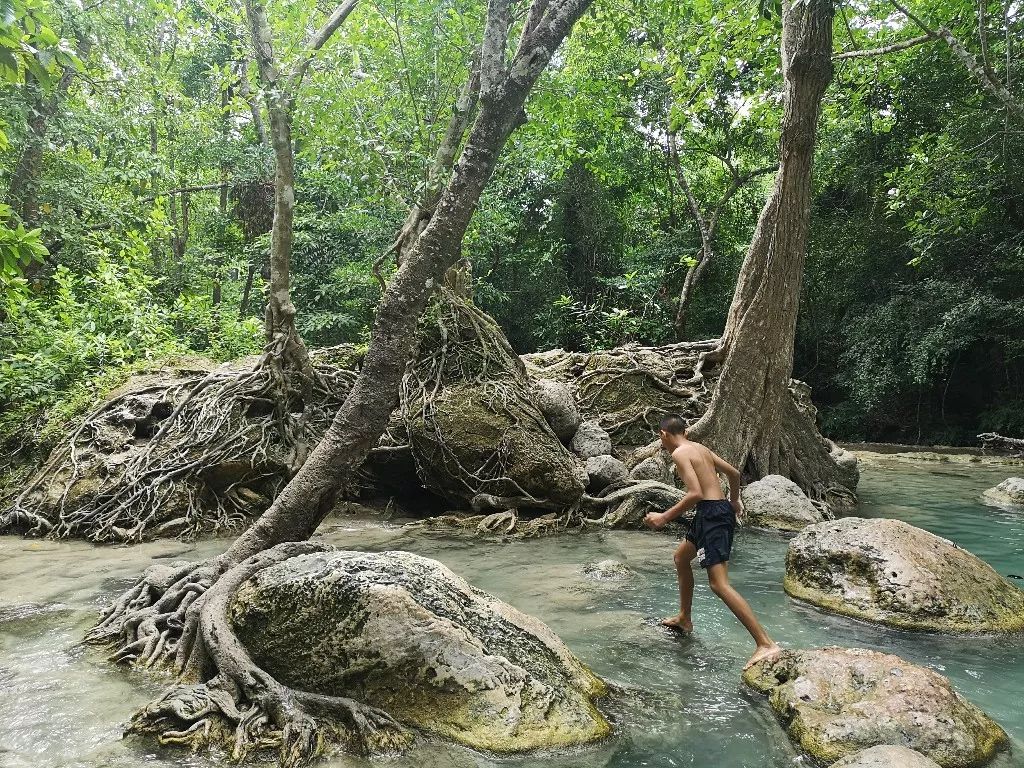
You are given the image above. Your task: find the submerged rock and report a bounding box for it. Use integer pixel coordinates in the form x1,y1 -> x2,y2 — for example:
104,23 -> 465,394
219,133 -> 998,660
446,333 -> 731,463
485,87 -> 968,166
982,477 -> 1024,507
831,746 -> 941,768
741,474 -> 824,532
582,559 -> 632,581
785,517 -> 1024,632
230,550 -> 611,753
585,455 -> 629,491
743,647 -> 1007,767
532,379 -> 582,442
571,420 -> 613,459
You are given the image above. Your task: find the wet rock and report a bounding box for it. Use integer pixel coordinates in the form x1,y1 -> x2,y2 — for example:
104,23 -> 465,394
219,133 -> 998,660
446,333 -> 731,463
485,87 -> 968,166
231,550 -> 611,753
571,420 -> 613,459
532,379 -> 582,442
591,481 -> 686,529
741,474 -> 824,532
585,455 -> 629,492
582,559 -> 631,581
743,647 -> 1007,767
406,382 -> 587,508
982,477 -> 1024,507
831,746 -> 941,768
785,518 -> 1024,632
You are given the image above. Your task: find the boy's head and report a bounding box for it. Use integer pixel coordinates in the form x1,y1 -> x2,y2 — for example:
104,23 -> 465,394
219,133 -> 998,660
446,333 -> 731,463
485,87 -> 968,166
658,413 -> 688,448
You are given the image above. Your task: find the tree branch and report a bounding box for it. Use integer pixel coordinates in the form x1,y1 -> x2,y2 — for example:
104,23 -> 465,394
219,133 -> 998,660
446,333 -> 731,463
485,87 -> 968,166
480,0 -> 511,100
287,0 -> 361,98
832,33 -> 934,60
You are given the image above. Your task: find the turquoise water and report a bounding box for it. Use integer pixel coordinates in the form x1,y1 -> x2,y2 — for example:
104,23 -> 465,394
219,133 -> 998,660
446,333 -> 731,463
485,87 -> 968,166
1,457 -> 1022,767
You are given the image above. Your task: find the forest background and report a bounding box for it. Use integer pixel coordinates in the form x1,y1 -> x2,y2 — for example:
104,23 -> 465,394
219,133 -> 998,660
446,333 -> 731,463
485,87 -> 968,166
1,0 -> 1022,458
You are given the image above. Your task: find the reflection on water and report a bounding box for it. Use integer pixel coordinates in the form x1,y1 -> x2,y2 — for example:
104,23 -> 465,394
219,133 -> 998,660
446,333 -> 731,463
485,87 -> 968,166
1,459 -> 1022,767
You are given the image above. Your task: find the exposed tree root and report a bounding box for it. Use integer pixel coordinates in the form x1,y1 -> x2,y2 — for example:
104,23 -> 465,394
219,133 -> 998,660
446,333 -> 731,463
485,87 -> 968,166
400,290 -> 583,507
524,340 -> 719,444
2,345 -> 358,542
90,542 -> 411,765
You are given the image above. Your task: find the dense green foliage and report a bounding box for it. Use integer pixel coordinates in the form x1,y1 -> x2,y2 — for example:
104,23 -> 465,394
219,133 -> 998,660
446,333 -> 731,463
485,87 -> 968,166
0,0 -> 1021,446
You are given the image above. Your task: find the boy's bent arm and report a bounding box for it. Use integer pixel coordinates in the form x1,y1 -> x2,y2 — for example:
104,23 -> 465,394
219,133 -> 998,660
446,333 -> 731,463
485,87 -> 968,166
711,451 -> 742,504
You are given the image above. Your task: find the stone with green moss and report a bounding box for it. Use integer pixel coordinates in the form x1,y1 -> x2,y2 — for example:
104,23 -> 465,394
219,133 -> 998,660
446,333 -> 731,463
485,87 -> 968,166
743,647 -> 1008,767
784,517 -> 1024,633
230,550 -> 612,753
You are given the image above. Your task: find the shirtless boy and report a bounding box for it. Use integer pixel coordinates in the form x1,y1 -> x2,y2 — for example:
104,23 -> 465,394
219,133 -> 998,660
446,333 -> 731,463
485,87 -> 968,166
644,413 -> 782,670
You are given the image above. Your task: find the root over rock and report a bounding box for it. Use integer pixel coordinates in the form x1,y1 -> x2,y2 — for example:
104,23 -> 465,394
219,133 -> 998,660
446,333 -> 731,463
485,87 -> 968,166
96,544 -> 610,765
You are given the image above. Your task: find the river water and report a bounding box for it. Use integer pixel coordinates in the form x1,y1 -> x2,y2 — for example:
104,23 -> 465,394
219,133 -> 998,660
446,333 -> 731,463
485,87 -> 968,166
1,457 -> 1022,768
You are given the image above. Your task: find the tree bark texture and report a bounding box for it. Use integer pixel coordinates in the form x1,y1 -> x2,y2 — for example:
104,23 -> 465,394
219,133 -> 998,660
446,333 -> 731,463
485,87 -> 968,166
689,0 -> 843,497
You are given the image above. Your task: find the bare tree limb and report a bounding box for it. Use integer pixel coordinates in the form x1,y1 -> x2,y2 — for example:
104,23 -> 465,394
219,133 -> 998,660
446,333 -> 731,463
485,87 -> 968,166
832,33 -> 933,60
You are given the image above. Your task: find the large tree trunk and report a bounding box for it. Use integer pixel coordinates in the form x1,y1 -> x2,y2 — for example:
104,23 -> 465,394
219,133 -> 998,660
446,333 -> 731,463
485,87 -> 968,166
688,0 -> 849,501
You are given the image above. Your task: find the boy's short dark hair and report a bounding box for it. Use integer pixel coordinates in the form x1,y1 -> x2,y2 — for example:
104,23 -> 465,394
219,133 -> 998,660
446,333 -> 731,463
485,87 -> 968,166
659,414 -> 688,434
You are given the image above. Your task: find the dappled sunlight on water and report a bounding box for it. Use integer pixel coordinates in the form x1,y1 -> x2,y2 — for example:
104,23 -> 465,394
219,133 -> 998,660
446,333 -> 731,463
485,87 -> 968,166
1,459 -> 1022,767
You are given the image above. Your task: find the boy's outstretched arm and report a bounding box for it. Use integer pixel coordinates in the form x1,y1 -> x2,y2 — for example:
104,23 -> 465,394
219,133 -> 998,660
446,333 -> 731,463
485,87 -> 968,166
644,454 -> 703,529
711,451 -> 743,516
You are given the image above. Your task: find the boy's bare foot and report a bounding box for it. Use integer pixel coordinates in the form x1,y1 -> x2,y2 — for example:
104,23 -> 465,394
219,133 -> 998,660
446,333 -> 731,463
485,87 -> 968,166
744,642 -> 782,670
660,614 -> 694,633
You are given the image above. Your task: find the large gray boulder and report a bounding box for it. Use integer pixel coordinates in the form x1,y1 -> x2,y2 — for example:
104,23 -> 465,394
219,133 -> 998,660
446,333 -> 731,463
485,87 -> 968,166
585,454 -> 629,491
831,746 -> 941,768
983,477 -> 1024,507
743,647 -> 1008,767
571,420 -> 613,459
532,379 -> 582,441
785,517 -> 1024,632
741,474 -> 824,532
230,550 -> 611,753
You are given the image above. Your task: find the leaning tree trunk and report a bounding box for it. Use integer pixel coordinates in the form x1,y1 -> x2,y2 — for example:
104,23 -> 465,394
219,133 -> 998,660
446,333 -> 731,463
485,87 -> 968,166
688,0 -> 849,501
87,1 -> 596,764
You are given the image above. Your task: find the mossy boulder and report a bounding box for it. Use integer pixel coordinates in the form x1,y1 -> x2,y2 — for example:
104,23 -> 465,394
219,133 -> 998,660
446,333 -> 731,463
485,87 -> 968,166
831,746 -> 942,768
982,478 -> 1024,507
229,550 -> 611,753
784,518 -> 1024,632
741,474 -> 825,532
406,381 -> 587,507
743,647 -> 1008,767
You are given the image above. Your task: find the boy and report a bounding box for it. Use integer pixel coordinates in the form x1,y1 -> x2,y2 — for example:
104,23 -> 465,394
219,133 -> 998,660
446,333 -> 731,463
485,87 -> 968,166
644,414 -> 781,670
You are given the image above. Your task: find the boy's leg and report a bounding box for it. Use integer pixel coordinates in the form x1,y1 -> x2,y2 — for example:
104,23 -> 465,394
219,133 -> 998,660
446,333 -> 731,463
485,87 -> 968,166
706,563 -> 780,668
662,539 -> 696,632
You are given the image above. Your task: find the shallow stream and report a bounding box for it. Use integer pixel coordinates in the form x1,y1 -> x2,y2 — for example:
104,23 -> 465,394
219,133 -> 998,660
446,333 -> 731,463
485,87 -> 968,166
2,457 -> 1023,767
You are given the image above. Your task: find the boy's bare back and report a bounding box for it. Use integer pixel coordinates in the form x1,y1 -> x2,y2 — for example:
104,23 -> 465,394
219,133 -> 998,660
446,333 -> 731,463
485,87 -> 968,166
670,442 -> 728,500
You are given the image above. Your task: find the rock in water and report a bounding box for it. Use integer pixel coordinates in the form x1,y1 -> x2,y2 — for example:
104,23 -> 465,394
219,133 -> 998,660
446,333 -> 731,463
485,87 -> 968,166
582,559 -> 631,580
585,455 -> 629,491
532,379 -> 582,441
743,647 -> 1008,767
230,550 -> 611,753
741,474 -> 824,532
571,420 -> 613,459
983,477 -> 1024,507
785,517 -> 1024,632
830,746 -> 942,768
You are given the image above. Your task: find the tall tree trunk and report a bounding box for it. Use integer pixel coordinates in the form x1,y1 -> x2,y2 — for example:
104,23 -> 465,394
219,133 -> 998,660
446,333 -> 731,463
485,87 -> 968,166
689,0 -> 849,499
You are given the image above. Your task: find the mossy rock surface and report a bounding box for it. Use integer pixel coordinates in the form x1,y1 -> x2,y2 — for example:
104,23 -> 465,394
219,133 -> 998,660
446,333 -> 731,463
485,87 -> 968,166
743,647 -> 1008,767
407,381 -> 586,507
830,745 -> 942,768
784,517 -> 1024,632
230,550 -> 611,753
982,478 -> 1024,507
